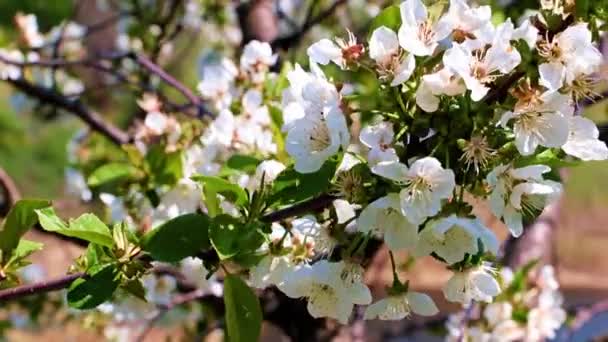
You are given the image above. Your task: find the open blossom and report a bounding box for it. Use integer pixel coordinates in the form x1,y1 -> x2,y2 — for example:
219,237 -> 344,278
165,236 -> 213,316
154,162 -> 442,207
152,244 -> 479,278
499,91 -> 573,156
444,262 -> 501,305
247,160 -> 286,192
364,291 -> 438,320
308,30 -> 364,69
414,215 -> 499,264
369,26 -> 415,86
415,67 -> 466,112
240,40 -> 277,83
487,164 -> 562,237
286,104 -> 349,173
250,254 -> 293,289
398,0 -> 451,56
359,121 -> 399,165
152,179 -> 201,225
562,116 -> 608,161
0,49 -> 23,80
278,260 -> 371,324
15,13 -> 44,48
373,157 -> 456,225
197,58 -> 238,111
538,23 -> 602,93
527,291 -> 566,340
291,215 -> 336,254
444,39 -> 521,101
441,0 -> 492,44
357,193 -> 418,251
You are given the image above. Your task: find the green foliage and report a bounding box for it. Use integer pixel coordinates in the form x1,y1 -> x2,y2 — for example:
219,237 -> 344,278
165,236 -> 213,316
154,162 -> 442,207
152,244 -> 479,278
268,159 -> 338,205
0,199 -> 49,259
193,175 -> 248,217
224,155 -> 261,174
145,146 -> 184,187
87,163 -> 141,189
142,213 -> 212,262
368,5 -> 401,36
67,264 -> 120,310
0,0 -> 72,31
35,208 -> 114,247
224,274 -> 262,342
209,215 -> 266,262
505,259 -> 539,296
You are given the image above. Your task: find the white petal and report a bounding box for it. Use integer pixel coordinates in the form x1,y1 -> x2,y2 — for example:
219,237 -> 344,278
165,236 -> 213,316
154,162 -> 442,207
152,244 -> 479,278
539,63 -> 565,92
407,292 -> 439,316
369,26 -> 400,63
307,39 -> 343,66
391,53 -> 416,86
372,161 -> 408,182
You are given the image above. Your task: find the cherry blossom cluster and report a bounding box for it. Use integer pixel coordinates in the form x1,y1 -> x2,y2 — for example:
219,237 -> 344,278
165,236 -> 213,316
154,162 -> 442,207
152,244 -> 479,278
446,264 -> 566,341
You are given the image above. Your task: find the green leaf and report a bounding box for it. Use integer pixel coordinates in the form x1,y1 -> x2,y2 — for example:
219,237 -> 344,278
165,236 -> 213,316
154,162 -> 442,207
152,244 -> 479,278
576,0 -> 589,19
145,146 -> 183,186
192,175 -> 249,209
368,5 -> 401,36
67,264 -> 120,310
0,199 -> 50,258
224,274 -> 262,342
87,163 -> 140,188
269,159 -> 338,205
35,209 -> 114,247
142,213 -> 211,262
226,155 -> 261,173
5,239 -> 44,268
209,215 -> 265,260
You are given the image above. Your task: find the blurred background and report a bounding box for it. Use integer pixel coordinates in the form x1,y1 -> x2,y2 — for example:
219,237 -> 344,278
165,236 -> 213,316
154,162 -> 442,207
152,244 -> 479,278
0,0 -> 607,340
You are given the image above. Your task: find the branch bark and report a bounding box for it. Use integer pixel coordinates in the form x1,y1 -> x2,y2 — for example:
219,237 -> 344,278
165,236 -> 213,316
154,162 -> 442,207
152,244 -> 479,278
7,78 -> 130,145
0,272 -> 85,301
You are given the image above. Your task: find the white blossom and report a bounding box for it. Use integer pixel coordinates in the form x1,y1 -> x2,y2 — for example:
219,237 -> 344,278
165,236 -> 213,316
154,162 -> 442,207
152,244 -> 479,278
538,23 -> 602,92
285,105 -> 349,173
562,116 -> 608,161
308,31 -> 362,69
240,40 -> 277,83
487,164 -> 562,237
369,26 -> 415,86
414,215 -> 499,264
0,49 -> 24,80
152,179 -> 201,225
398,0 -> 452,56
373,157 -> 456,225
499,91 -> 573,156
357,193 -> 418,251
15,13 -> 44,48
527,291 -> 566,340
359,121 -> 399,166
278,260 -> 371,323
247,160 -> 286,192
364,291 -> 438,320
443,262 -> 501,305
197,58 -> 238,111
444,39 -> 521,101
415,67 -> 466,112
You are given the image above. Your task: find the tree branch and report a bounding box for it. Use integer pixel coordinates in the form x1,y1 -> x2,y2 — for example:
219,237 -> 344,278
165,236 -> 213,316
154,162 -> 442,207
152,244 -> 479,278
261,193 -> 338,223
129,53 -> 212,117
7,78 -> 130,145
271,0 -> 348,50
0,167 -> 22,217
0,272 -> 85,301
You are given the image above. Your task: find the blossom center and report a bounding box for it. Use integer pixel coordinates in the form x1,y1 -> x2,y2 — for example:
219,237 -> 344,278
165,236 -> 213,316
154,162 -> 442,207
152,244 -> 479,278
417,20 -> 435,46
309,118 -> 332,152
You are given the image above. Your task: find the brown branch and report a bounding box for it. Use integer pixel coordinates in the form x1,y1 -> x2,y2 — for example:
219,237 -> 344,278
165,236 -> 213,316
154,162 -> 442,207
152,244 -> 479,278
0,167 -> 22,217
271,0 -> 348,50
261,193 -> 338,223
129,53 -> 212,117
7,78 -> 130,145
0,272 -> 85,301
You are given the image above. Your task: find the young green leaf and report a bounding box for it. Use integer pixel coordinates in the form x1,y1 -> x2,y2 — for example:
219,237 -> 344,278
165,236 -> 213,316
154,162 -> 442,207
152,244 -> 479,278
192,175 -> 248,208
87,163 -> 140,188
0,199 -> 50,258
224,274 -> 262,342
145,146 -> 183,186
35,209 -> 114,247
142,213 -> 211,262
209,215 -> 266,261
4,239 -> 44,269
67,264 -> 120,310
226,155 -> 261,173
269,159 -> 338,205
368,5 -> 401,37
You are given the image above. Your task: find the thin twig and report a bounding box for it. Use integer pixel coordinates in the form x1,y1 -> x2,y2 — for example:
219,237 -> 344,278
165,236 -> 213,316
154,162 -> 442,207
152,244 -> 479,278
129,53 -> 212,117
0,272 -> 86,301
8,78 -> 130,145
271,0 -> 348,50
260,193 -> 338,222
0,167 -> 22,216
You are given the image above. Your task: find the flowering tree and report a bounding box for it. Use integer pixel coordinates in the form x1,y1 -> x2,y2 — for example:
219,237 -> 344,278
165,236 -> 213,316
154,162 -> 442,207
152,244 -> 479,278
0,0 -> 607,340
